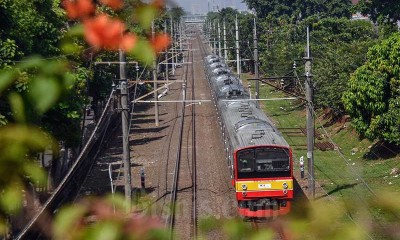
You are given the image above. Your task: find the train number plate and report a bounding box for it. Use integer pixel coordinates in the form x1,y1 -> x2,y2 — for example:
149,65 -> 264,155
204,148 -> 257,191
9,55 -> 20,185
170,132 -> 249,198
258,183 -> 271,189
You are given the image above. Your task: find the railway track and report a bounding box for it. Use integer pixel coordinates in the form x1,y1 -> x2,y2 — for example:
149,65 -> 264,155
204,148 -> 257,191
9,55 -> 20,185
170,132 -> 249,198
250,218 -> 288,240
164,26 -> 198,239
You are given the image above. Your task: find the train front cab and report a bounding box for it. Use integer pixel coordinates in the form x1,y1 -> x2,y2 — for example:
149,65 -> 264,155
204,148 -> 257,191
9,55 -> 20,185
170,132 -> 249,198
233,145 -> 293,218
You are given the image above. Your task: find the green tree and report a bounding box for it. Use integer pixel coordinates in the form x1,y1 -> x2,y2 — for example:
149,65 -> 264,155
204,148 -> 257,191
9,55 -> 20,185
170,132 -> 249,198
0,0 -> 64,59
358,0 -> 400,26
0,0 -> 92,149
169,6 -> 185,23
343,33 -> 400,144
311,17 -> 377,113
243,0 -> 352,19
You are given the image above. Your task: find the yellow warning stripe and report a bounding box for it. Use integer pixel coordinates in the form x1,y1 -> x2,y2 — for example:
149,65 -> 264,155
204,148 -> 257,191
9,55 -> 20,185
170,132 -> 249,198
235,179 -> 293,191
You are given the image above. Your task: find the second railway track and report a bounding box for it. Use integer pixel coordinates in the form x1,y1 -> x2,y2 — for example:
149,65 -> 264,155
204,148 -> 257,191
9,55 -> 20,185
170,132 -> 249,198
165,28 -> 198,239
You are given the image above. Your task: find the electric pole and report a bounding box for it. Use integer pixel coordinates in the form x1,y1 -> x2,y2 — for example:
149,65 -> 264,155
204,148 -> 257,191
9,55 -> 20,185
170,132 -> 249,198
253,18 -> 259,100
213,21 -> 217,55
170,17 -> 175,75
235,15 -> 240,77
218,21 -> 222,58
179,22 -> 183,63
305,26 -> 315,199
164,21 -> 169,82
152,21 -> 159,126
119,49 -> 132,211
223,20 -> 228,61
179,23 -> 183,55
209,21 -> 212,49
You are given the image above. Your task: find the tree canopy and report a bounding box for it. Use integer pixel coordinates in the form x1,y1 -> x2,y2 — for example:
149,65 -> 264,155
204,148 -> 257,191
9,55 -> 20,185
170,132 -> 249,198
343,33 -> 400,144
243,0 -> 352,19
358,0 -> 400,25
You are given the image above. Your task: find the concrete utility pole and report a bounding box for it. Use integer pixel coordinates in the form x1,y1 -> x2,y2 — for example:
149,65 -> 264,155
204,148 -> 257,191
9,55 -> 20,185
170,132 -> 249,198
223,20 -> 228,61
152,21 -> 159,126
218,21 -> 222,58
164,21 -> 169,81
119,49 -> 132,211
213,21 -> 217,55
305,26 -> 315,199
235,15 -> 240,77
175,22 -> 183,63
253,18 -> 259,100
179,23 -> 183,54
209,21 -> 212,49
170,18 -> 175,75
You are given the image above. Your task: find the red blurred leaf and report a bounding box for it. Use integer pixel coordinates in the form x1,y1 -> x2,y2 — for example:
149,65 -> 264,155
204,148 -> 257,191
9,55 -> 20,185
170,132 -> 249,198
151,33 -> 170,53
120,34 -> 137,51
83,14 -> 137,51
62,0 -> 95,20
99,0 -> 123,10
151,0 -> 165,9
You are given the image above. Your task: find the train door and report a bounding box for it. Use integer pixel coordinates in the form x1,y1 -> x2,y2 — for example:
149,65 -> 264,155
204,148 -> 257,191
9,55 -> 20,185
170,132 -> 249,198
228,144 -> 234,179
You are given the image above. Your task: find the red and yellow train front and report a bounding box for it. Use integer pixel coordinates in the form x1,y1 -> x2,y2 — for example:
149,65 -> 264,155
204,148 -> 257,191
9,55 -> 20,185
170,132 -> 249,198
234,146 -> 293,218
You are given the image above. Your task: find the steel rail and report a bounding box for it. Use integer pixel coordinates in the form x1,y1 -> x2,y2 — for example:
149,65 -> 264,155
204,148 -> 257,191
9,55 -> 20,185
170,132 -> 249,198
190,34 -> 198,239
166,39 -> 189,240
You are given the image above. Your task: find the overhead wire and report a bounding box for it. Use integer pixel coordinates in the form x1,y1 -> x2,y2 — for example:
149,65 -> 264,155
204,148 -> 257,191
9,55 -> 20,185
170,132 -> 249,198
243,21 -> 378,199
213,20 -> 379,235
3,46 -> 96,63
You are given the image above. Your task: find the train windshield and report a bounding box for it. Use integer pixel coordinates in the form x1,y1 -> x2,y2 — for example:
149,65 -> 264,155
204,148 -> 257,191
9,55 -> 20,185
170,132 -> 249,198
237,148 -> 291,179
238,149 -> 254,172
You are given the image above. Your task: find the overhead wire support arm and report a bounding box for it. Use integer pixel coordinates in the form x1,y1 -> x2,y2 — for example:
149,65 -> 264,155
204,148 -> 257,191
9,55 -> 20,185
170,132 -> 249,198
247,76 -> 306,81
95,61 -> 138,66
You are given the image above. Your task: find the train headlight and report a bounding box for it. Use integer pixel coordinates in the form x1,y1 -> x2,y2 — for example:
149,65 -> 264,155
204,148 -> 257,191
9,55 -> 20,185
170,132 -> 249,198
241,184 -> 247,190
283,182 -> 288,189
283,189 -> 288,195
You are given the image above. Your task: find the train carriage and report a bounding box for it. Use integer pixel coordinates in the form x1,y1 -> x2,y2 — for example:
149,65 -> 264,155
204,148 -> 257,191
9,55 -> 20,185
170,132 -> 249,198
204,55 -> 294,218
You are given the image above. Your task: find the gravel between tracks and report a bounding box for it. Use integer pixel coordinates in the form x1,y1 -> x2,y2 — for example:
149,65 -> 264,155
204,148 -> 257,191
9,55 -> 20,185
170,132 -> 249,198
129,34 -> 236,239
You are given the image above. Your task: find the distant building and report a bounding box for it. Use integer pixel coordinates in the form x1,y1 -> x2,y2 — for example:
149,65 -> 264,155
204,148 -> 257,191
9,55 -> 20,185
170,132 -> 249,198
351,0 -> 369,21
351,12 -> 369,21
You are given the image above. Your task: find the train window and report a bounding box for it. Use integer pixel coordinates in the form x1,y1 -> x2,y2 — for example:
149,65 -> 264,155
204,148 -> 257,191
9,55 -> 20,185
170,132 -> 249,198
255,148 -> 290,172
237,149 -> 254,172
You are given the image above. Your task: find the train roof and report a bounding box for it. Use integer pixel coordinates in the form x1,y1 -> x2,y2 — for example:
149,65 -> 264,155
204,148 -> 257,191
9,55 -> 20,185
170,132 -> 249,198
219,100 -> 289,149
205,54 -> 218,60
205,55 -> 222,64
210,67 -> 231,76
212,74 -> 239,82
204,52 -> 290,150
208,62 -> 227,69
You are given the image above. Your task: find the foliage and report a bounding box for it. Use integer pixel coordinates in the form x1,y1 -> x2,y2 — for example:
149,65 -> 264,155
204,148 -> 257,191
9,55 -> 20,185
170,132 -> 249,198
257,16 -> 304,76
242,0 -> 352,19
0,0 -> 64,59
358,0 -> 400,26
207,7 -> 378,115
42,67 -> 90,147
0,0 -> 174,236
311,18 -> 378,113
197,192 -> 400,240
343,33 -> 400,144
53,194 -> 167,240
168,6 -> 185,23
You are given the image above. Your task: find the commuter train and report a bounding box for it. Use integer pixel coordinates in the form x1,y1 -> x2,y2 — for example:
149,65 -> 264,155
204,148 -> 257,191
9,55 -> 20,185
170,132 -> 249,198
204,55 -> 294,218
